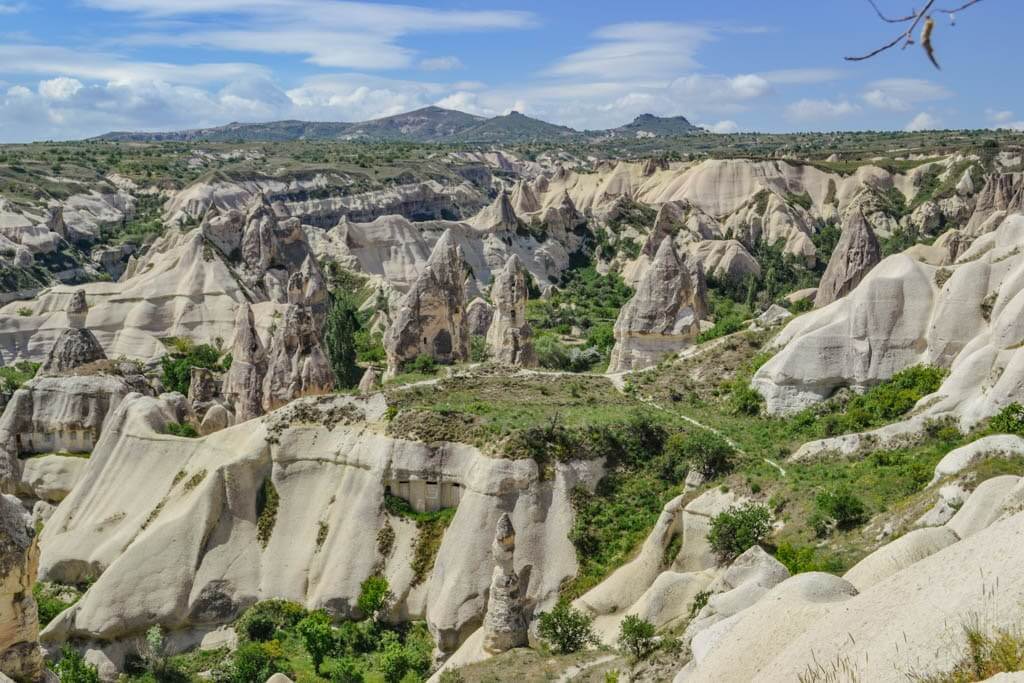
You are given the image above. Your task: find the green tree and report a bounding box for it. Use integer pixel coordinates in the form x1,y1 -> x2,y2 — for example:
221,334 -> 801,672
537,599 -> 596,654
324,291 -> 362,389
296,610 -> 335,674
707,504 -> 772,563
232,641 -> 282,683
357,575 -> 393,620
618,615 -> 656,660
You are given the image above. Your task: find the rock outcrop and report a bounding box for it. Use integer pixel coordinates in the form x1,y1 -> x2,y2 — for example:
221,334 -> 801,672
481,514 -> 527,654
607,238 -> 705,373
39,291 -> 106,375
357,367 -> 379,395
485,256 -> 536,367
0,493 -> 43,681
383,230 -> 469,378
222,303 -> 267,422
466,298 -> 494,337
262,304 -> 335,412
814,208 -> 881,308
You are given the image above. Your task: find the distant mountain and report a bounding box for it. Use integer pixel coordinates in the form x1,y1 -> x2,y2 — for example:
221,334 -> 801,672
451,111 -> 576,143
610,113 -> 702,138
94,107 -> 702,144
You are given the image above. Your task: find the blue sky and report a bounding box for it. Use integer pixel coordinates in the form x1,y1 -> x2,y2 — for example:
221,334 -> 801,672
0,0 -> 1021,141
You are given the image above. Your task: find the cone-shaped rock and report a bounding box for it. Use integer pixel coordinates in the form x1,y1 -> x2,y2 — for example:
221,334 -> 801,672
814,207 -> 882,308
486,255 -> 536,367
357,366 -> 380,395
482,513 -> 527,654
39,291 -> 106,375
262,304 -> 335,412
466,297 -> 494,337
472,191 -> 519,232
510,180 -> 541,214
222,303 -> 267,421
607,237 -> 703,373
383,230 -> 469,378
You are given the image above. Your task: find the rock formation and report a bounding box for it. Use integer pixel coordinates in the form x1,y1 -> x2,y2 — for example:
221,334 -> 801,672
357,367 -> 379,395
187,367 -> 218,406
482,513 -> 527,654
608,238 -> 705,373
222,303 -> 267,422
814,207 -> 881,308
39,291 -> 106,375
383,230 -> 469,378
0,493 -> 43,681
262,304 -> 335,412
485,255 -> 536,367
466,298 -> 494,337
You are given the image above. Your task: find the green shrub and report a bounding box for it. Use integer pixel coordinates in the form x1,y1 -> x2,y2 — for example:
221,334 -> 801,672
159,341 -> 225,395
232,641 -> 284,683
357,575 -> 393,619
989,403 -> 1024,436
0,361 -> 40,393
774,541 -> 846,575
537,599 -> 597,654
787,297 -> 814,314
707,503 -> 771,563
236,600 -> 307,642
54,645 -> 100,683
407,354 -> 437,375
165,422 -> 198,438
813,486 -> 868,534
665,430 -> 735,480
256,479 -> 280,548
688,590 -> 711,620
325,656 -> 365,683
371,625 -> 433,683
618,615 -> 656,660
470,335 -> 488,362
729,383 -> 764,416
33,582 -> 76,626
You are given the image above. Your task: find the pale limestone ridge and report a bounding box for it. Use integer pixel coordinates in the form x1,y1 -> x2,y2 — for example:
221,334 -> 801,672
485,255 -> 536,367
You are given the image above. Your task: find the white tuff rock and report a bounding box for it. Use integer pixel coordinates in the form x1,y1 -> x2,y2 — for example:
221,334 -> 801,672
485,255 -> 536,367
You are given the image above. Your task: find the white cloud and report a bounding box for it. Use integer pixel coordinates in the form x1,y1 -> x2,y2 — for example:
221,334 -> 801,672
0,3 -> 25,13
701,120 -> 738,133
863,78 -> 951,112
988,109 -> 1015,123
419,56 -> 463,72
785,98 -> 859,121
548,22 -> 713,79
669,73 -> 771,106
38,77 -> 84,100
757,68 -> 841,85
905,112 -> 941,131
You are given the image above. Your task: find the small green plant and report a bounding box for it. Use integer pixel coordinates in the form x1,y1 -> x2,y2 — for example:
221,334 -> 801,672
911,620 -> 1024,682
665,430 -> 736,479
813,486 -> 868,535
256,478 -> 279,548
537,599 -> 597,654
989,403 -> 1024,436
231,641 -> 284,683
164,422 -> 199,438
618,614 -> 657,660
16,306 -> 32,316
54,645 -> 101,683
235,600 -> 307,642
775,542 -> 846,575
707,503 -> 772,563
407,353 -> 438,374
688,590 -> 712,620
470,335 -> 489,362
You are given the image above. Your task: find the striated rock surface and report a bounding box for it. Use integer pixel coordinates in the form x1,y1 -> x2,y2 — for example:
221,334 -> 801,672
466,298 -> 494,337
608,238 -> 705,373
0,493 -> 43,681
482,513 -> 527,654
222,303 -> 267,422
485,255 -> 536,367
383,230 -> 469,378
814,207 -> 881,308
262,304 -> 335,412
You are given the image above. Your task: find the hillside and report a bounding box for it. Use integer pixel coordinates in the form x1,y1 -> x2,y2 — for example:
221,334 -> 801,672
94,106 -> 697,144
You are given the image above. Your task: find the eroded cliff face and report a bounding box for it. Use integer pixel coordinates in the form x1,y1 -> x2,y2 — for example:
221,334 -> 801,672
37,392 -> 602,665
0,492 -> 43,681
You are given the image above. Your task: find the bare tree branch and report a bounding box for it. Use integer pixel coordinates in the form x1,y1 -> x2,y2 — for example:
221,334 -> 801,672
845,0 -> 983,66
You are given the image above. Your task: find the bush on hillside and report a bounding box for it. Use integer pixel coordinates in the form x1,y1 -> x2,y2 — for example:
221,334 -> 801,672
707,503 -> 771,563
537,599 -> 597,654
813,486 -> 868,535
989,402 -> 1024,436
618,615 -> 657,660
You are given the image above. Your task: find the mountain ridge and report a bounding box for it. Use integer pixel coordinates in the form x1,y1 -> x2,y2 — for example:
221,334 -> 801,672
94,107 -> 702,143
